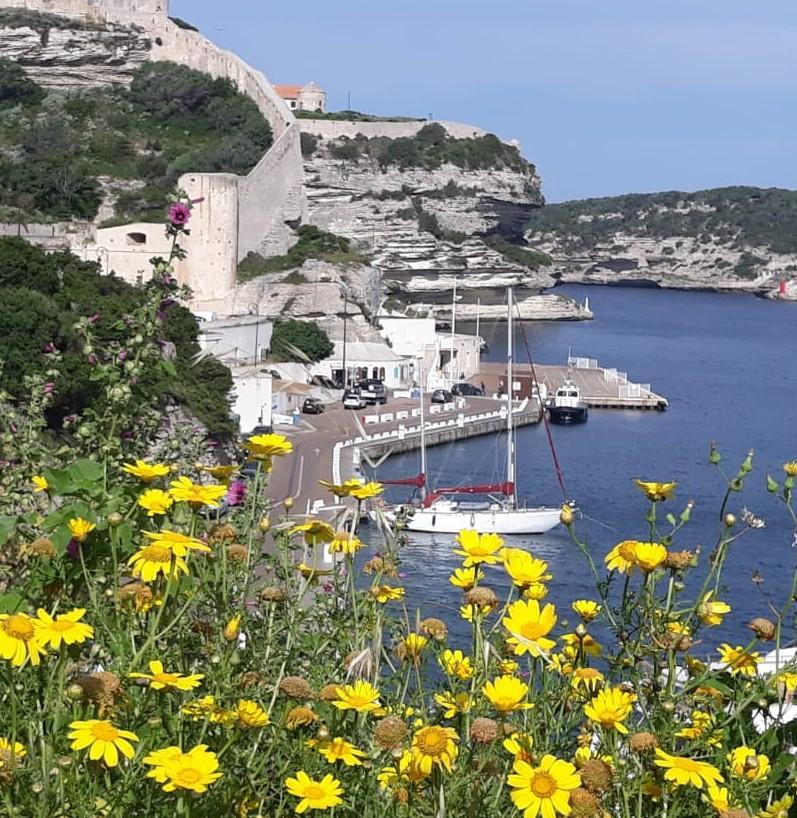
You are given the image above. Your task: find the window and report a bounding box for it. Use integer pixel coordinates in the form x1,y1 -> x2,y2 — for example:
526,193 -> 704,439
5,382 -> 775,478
126,232 -> 147,246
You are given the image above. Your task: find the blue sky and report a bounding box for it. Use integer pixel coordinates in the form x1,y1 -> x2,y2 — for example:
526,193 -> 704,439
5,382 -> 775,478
172,0 -> 797,202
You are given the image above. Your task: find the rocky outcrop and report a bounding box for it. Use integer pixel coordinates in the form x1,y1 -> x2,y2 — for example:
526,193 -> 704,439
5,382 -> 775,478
0,17 -> 151,87
404,294 -> 593,322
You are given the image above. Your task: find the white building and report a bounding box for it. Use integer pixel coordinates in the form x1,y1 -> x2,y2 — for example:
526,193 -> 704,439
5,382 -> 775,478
316,341 -> 416,389
231,369 -> 273,432
274,81 -> 327,113
197,315 -> 273,366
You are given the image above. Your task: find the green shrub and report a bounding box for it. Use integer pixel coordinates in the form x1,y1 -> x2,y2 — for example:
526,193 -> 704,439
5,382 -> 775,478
0,58 -> 45,108
300,131 -> 319,158
270,318 -> 333,361
483,234 -> 552,269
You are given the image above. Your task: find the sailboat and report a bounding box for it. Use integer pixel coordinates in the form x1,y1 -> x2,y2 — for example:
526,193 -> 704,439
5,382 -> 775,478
379,287 -> 562,535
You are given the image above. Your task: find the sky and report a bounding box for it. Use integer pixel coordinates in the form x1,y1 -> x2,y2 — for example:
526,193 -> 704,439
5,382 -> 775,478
171,0 -> 797,203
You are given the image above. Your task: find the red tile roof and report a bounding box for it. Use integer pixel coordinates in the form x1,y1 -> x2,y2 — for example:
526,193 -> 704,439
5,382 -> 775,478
274,84 -> 303,100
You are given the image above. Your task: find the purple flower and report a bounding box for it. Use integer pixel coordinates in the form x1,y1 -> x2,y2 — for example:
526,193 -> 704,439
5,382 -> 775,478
168,202 -> 191,226
44,342 -> 56,353
66,539 -> 81,561
227,480 -> 247,507
42,382 -> 55,395
118,350 -> 128,361
88,314 -> 101,325
87,354 -> 98,365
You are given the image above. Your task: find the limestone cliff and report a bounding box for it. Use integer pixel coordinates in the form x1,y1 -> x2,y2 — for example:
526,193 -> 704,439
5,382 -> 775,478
525,187 -> 797,294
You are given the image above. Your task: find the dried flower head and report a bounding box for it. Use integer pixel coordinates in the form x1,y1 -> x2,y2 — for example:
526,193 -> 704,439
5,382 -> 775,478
362,556 -> 398,577
579,758 -> 613,793
73,672 -> 123,717
420,618 -> 448,641
470,717 -> 498,744
226,544 -> 248,563
741,508 -> 766,529
279,676 -> 314,700
373,716 -> 408,750
628,732 -> 659,753
663,550 -> 694,571
208,523 -> 237,544
569,788 -> 601,818
319,683 -> 343,702
748,617 -> 776,641
238,671 -> 264,690
28,537 -> 56,557
260,586 -> 287,603
117,582 -> 155,613
285,706 -> 317,729
465,586 -> 498,608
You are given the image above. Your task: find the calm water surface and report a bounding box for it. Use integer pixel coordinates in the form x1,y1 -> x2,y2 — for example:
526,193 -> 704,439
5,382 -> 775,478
365,285 -> 797,653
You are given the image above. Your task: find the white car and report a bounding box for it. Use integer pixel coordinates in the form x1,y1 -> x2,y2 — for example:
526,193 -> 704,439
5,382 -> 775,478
342,390 -> 367,410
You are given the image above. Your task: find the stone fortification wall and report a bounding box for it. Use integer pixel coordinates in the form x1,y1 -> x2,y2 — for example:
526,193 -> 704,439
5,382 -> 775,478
299,119 -> 492,142
1,0 -> 167,21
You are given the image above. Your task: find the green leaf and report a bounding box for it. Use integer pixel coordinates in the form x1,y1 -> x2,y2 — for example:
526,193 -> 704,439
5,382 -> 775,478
161,359 -> 178,377
0,516 -> 17,546
0,590 -> 24,613
43,466 -> 77,495
68,459 -> 104,484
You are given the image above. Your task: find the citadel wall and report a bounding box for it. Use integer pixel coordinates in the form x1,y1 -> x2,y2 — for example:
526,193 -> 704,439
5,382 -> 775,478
299,119 -> 492,142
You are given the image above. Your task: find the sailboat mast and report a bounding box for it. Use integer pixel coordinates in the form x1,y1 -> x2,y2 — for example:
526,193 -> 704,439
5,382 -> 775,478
450,275 -> 457,385
419,360 -> 427,501
506,286 -> 516,508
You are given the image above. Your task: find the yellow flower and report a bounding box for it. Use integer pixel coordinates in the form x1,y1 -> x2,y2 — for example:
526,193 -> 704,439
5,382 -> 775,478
508,754 -> 581,818
782,462 -> 797,477
144,744 -> 222,793
562,632 -> 602,657
634,479 -> 677,502
502,548 -> 552,588
727,746 -> 770,781
571,600 -> 602,622
32,475 -> 49,492
439,649 -> 473,680
377,749 -> 427,790
777,671 -> 797,693
328,532 -> 365,556
570,667 -> 605,692
198,464 -> 237,483
697,592 -> 731,627
169,476 -> 227,508
128,545 -> 188,582
141,529 -> 210,556
349,481 -> 384,501
583,687 -> 635,734
68,719 -> 138,768
245,433 -> 293,462
454,529 -> 504,566
285,771 -> 343,812
675,710 -> 714,740
717,644 -> 760,676
411,725 -> 459,773
295,562 -> 334,579
631,542 -> 668,572
503,599 -> 557,656
223,616 -> 242,642
289,519 -> 336,544
703,784 -> 731,813
318,479 -> 362,498
369,585 -> 405,603
449,566 -> 483,589
503,732 -> 534,763
460,603 -> 493,623
33,608 -> 93,649
605,541 -> 639,574
654,749 -> 724,789
332,680 -> 381,714
523,583 -> 549,601
129,660 -> 203,692
434,691 -> 471,719
236,699 -> 269,728
0,736 -> 26,769
312,737 -> 365,766
121,460 -> 170,483
483,675 -> 532,714
0,613 -> 47,667
286,707 -> 318,729
401,633 -> 428,660
499,658 -> 520,674
182,695 -> 225,722
759,795 -> 794,818
138,489 -> 174,517
68,517 -> 95,542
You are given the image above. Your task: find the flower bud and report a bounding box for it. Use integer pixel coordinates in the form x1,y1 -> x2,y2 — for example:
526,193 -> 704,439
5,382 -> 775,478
724,513 -> 736,527
258,516 -> 271,532
283,496 -> 294,510
107,512 -> 124,527
560,503 -> 574,526
223,615 -> 242,641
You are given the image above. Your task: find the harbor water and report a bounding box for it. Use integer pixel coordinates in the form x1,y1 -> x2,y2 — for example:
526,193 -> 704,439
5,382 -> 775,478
369,285 -> 797,652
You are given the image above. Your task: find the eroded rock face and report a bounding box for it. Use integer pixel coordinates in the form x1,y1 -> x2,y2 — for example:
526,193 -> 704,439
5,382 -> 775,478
3,21 -> 151,87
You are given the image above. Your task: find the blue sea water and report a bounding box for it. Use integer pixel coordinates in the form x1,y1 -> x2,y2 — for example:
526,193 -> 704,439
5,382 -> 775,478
368,285 -> 797,654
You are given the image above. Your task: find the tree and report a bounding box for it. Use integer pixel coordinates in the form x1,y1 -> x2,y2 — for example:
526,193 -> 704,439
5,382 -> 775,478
270,319 -> 333,363
0,58 -> 44,108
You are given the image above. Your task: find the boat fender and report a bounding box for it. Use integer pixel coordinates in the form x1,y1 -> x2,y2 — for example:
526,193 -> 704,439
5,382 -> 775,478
431,515 -> 436,527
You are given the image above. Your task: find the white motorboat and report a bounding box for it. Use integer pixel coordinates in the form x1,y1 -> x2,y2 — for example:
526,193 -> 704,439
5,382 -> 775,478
548,379 -> 589,424
379,287 -> 563,536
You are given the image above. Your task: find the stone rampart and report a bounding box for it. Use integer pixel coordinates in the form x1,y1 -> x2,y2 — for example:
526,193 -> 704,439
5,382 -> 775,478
299,119 -> 492,142
1,0 -> 167,21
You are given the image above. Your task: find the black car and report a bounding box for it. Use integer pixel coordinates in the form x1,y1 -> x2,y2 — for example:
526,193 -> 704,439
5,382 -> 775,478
246,424 -> 273,436
302,398 -> 324,415
356,379 -> 388,405
451,383 -> 484,397
430,389 -> 454,404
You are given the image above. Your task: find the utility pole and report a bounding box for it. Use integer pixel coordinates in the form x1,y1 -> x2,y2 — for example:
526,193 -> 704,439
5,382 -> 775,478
341,286 -> 349,388
450,275 -> 457,384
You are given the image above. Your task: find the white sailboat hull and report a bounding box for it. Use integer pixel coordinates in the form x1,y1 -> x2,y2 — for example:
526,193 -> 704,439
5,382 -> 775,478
381,505 -> 562,535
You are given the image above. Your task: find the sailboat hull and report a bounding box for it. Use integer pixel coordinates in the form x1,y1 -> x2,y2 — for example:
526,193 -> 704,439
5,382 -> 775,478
382,505 -> 562,535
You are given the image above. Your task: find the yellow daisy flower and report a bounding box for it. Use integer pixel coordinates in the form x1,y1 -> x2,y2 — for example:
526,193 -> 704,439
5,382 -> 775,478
400,633 -> 428,660
583,687 -> 636,734
697,592 -> 731,626
571,600 -> 602,622
137,489 -> 174,517
369,585 -> 405,603
634,479 -> 677,502
0,737 -> 26,769
236,699 -> 269,728
349,481 -> 384,501
630,542 -> 668,572
411,725 -> 459,773
169,477 -> 227,508
759,795 -> 794,818
68,719 -> 138,768
703,784 -> 732,814
782,462 -> 797,477
144,744 -> 222,793
570,667 -> 605,691
0,612 -> 47,667
141,529 -> 210,556
483,675 -> 532,714
245,433 -> 293,462
523,582 -> 549,600
434,691 -> 471,719
332,680 -> 382,714
654,749 -> 724,789
454,530 -> 504,566
605,541 -> 639,574
32,475 -> 49,492
502,599 -> 557,656
312,737 -> 366,766
318,479 -> 362,498
502,548 -> 552,588
121,460 -> 171,483
439,649 -> 474,680
561,632 -> 602,657
68,517 -> 95,542
503,732 -> 534,764
727,746 -> 770,781
33,608 -> 93,649
460,603 -> 493,623
717,644 -> 760,676
129,660 -> 204,691
508,754 -> 581,818
328,531 -> 365,556
128,544 -> 188,582
285,771 -> 343,812
289,519 -> 336,544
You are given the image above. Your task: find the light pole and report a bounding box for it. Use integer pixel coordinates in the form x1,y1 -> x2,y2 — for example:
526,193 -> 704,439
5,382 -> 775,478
249,302 -> 260,364
338,284 -> 350,389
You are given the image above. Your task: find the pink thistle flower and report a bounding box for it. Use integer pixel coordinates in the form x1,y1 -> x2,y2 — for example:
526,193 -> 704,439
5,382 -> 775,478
227,480 -> 247,507
168,202 -> 192,226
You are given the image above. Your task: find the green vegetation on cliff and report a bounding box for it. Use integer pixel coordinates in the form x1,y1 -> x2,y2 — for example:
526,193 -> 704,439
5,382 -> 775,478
270,319 -> 334,362
0,238 -> 234,435
0,60 -> 272,223
326,123 -> 530,173
527,186 -> 797,255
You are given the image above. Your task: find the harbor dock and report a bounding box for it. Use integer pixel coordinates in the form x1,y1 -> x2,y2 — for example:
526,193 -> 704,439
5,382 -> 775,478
475,355 -> 668,411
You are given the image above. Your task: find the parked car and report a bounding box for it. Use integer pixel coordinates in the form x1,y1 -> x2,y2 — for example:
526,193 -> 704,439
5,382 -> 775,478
342,389 -> 367,410
302,397 -> 325,415
431,389 -> 454,404
451,383 -> 485,397
245,424 -> 273,437
356,378 -> 387,405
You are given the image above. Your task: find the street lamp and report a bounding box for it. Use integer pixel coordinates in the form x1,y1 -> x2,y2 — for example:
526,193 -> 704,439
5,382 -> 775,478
338,284 -> 350,388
